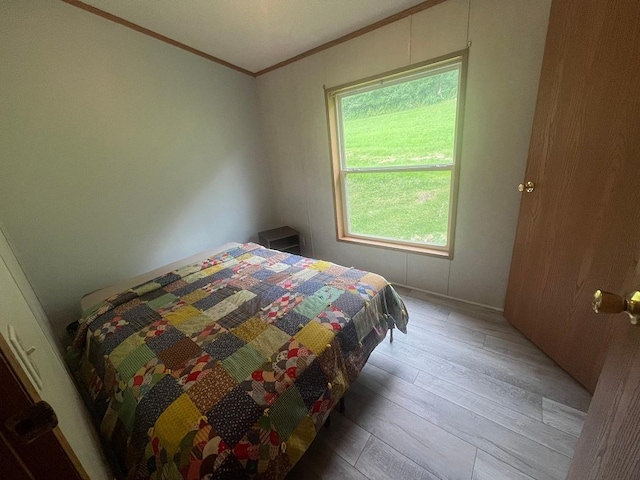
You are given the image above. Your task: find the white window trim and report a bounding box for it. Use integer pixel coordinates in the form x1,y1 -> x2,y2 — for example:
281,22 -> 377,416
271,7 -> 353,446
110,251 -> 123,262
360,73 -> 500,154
325,50 -> 468,258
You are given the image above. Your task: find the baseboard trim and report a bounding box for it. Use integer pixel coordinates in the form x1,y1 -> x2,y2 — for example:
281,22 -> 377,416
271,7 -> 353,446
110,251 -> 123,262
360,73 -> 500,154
391,282 -> 505,313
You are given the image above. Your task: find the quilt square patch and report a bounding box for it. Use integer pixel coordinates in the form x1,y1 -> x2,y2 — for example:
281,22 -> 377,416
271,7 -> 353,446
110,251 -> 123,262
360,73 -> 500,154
231,317 -> 269,343
295,280 -> 324,296
232,415 -> 281,474
348,282 -> 378,301
225,289 -> 257,308
180,289 -> 209,305
154,393 -> 202,457
271,339 -> 316,383
146,327 -> 186,355
116,344 -> 156,382
308,260 -> 332,271
336,321 -> 359,354
258,286 -> 289,309
132,375 -> 183,449
146,293 -> 179,311
342,268 -> 367,279
217,308 -> 252,330
206,386 -> 263,447
265,262 -> 289,274
267,386 -> 308,442
156,272 -> 181,287
294,322 -> 335,355
228,275 -> 261,291
188,363 -> 237,413
280,254 -> 303,265
192,292 -> 225,312
203,300 -> 238,323
274,312 -> 310,337
109,332 -> 145,368
276,276 -> 301,291
188,320 -> 228,347
360,272 -> 388,290
163,305 -> 201,326
92,316 -> 128,343
248,326 -> 290,359
138,319 -> 170,340
284,415 -> 316,466
221,344 -> 268,382
128,357 -> 169,401
315,306 -> 348,332
295,361 -> 329,409
332,291 -> 366,317
309,390 -> 333,431
259,292 -> 304,323
158,337 -> 203,370
113,298 -> 144,316
203,333 -> 245,362
252,269 -> 275,281
323,264 -> 349,277
175,314 -> 216,337
121,304 -> 164,329
163,279 -> 188,293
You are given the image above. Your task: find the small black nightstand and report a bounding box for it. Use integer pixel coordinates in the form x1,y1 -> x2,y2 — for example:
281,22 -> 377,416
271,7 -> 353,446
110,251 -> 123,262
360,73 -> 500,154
258,226 -> 301,254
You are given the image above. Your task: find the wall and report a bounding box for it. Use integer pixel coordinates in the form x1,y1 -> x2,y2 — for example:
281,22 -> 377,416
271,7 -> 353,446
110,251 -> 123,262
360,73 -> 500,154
257,0 -> 551,310
0,226 -> 111,478
0,0 -> 275,337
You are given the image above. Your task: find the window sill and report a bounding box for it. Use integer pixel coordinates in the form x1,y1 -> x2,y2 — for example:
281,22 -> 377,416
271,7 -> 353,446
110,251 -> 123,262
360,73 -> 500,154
337,235 -> 451,259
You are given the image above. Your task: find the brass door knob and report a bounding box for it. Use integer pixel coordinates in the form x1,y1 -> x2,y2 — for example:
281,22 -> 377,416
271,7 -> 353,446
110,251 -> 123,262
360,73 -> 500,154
593,290 -> 640,325
518,181 -> 535,193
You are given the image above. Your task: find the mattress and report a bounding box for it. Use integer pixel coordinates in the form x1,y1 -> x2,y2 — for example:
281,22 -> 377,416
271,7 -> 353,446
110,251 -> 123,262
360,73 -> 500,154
67,242 -> 408,479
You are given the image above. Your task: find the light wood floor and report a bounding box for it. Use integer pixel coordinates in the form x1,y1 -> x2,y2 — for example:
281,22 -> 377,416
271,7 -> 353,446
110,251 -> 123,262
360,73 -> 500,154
287,287 -> 591,480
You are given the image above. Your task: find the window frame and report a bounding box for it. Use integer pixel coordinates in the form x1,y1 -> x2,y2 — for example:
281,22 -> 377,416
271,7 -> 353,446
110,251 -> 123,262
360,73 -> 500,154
325,50 -> 468,258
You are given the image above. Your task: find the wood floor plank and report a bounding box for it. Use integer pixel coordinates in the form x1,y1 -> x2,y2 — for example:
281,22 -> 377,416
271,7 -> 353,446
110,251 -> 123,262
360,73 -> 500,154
484,329 -> 538,347
356,363 -> 572,480
407,310 -> 487,348
472,450 -> 536,480
374,347 -> 542,420
414,371 -> 578,458
312,410 -> 371,465
484,335 -> 557,368
446,310 -> 527,339
367,350 -> 419,383
343,381 -> 477,480
402,290 -> 505,322
542,398 -> 587,438
287,437 -> 368,480
354,436 -> 439,480
400,295 -> 451,320
382,325 -> 592,412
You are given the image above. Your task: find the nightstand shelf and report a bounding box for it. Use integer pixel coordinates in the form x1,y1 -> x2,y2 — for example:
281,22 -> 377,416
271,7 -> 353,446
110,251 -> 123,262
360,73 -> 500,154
258,226 -> 301,255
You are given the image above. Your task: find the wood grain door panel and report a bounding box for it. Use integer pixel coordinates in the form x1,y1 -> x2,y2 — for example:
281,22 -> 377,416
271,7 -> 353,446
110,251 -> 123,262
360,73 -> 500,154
504,0 -> 640,393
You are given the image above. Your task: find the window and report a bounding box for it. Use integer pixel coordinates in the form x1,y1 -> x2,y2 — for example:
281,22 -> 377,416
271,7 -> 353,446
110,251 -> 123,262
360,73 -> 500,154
326,52 -> 467,257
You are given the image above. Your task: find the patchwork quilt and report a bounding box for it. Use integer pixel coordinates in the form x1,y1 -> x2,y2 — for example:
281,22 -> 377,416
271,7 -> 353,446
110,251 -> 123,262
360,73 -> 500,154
67,243 -> 408,479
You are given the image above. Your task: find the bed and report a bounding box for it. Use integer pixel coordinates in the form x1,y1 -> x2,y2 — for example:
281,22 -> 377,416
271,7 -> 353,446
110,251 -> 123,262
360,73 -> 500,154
66,242 -> 408,479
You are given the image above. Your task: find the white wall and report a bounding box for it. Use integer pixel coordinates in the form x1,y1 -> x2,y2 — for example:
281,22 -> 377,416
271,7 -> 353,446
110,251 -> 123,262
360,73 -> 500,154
257,0 -> 551,309
0,226 -> 111,479
0,0 -> 275,337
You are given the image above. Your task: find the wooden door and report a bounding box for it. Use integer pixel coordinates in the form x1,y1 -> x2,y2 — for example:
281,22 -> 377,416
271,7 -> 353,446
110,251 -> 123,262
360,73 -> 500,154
0,335 -> 86,479
504,0 -> 640,393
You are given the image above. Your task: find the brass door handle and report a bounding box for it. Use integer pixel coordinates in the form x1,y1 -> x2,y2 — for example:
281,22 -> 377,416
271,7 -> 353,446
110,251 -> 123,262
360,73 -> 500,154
5,401 -> 58,444
518,181 -> 535,193
592,290 -> 640,325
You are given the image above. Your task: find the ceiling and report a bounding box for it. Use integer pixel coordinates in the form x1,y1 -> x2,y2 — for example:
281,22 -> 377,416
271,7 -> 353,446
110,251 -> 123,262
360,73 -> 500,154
82,0 -> 427,74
